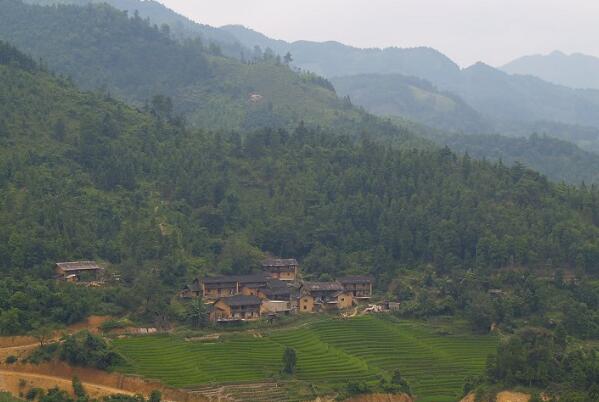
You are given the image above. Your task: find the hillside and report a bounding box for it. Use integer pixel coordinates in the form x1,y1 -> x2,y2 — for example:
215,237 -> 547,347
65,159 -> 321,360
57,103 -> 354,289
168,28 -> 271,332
223,25 -> 599,149
502,50 -> 599,90
454,62 -> 599,130
113,316 -> 497,402
331,73 -> 486,134
23,0 -> 247,58
0,0 -> 420,141
222,25 -> 462,86
2,40 -> 599,297
2,33 -> 599,401
441,133 -> 599,184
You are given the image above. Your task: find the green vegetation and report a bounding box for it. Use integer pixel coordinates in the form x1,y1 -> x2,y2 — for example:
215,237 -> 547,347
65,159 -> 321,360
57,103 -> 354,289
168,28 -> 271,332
0,393 -> 20,402
26,331 -> 123,368
0,0 -> 425,142
443,133 -> 599,185
1,41 -> 599,338
113,316 -> 497,402
225,24 -> 599,152
60,331 -> 123,369
282,347 -> 296,375
24,0 -> 248,59
331,73 -> 487,134
471,327 -> 599,401
0,379 -> 160,402
2,12 -> 599,400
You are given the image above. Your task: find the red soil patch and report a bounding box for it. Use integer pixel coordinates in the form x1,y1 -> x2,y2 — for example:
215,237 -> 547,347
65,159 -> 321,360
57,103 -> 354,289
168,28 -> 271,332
343,394 -> 413,402
1,362 -> 208,402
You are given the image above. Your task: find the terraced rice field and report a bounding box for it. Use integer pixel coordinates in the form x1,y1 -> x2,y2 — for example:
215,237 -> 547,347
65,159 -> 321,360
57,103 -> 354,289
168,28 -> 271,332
113,316 -> 497,402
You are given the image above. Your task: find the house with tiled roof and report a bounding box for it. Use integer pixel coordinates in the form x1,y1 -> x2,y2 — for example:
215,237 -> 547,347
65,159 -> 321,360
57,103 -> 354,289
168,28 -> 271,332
209,294 -> 263,322
298,281 -> 353,313
261,258 -> 299,281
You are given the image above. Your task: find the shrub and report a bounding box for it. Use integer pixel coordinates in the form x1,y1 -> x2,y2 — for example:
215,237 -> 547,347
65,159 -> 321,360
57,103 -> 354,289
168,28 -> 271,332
100,319 -> 131,331
5,355 -> 17,364
25,343 -> 59,364
282,347 -> 296,374
345,382 -> 371,396
59,331 -> 123,369
25,388 -> 43,401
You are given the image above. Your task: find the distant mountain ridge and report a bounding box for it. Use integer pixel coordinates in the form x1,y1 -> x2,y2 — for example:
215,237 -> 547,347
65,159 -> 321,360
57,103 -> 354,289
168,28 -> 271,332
0,0 -> 428,146
223,25 -> 599,152
6,0 -> 599,184
331,73 -> 487,134
222,24 -> 462,86
502,50 -> 599,90
23,0 -> 248,58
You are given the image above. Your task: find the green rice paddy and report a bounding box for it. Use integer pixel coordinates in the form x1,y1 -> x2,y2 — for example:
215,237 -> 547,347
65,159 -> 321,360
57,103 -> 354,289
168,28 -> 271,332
113,315 -> 497,402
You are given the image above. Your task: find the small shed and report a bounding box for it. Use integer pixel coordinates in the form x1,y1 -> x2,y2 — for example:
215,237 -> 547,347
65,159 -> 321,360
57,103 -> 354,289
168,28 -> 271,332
55,261 -> 104,282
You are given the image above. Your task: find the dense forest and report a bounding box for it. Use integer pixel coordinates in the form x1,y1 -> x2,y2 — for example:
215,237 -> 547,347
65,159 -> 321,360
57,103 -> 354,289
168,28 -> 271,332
442,133 -> 599,185
1,41 -> 599,337
2,2 -> 599,399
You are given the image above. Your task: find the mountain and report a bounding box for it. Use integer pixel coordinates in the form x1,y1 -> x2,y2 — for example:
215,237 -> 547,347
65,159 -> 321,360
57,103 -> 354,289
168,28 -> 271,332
23,0 -> 247,58
3,39 -> 599,401
502,50 -> 599,90
223,25 -> 599,150
2,40 -> 598,286
331,73 -> 487,134
0,0 -> 425,144
222,25 -> 462,86
441,133 -> 599,185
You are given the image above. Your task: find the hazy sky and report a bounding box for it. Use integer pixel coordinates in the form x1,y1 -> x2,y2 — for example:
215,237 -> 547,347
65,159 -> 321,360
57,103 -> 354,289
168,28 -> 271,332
159,0 -> 599,67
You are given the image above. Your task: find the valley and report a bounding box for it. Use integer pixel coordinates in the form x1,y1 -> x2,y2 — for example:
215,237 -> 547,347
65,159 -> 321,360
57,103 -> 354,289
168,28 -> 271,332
0,1 -> 599,401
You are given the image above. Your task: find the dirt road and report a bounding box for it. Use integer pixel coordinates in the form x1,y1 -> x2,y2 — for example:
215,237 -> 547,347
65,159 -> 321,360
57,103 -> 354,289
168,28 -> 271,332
0,369 -> 133,399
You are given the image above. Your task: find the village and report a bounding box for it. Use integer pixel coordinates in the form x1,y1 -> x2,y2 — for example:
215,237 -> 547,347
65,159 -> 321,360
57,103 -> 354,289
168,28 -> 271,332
53,258 -> 400,324
179,258 -> 389,323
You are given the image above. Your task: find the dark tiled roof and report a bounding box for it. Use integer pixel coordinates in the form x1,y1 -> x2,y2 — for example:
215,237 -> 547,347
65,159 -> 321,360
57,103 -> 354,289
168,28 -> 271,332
201,273 -> 268,285
56,261 -> 103,272
339,275 -> 373,284
267,279 -> 289,289
262,287 -> 291,297
219,294 -> 262,307
236,273 -> 269,285
262,258 -> 298,267
201,276 -> 238,285
183,283 -> 201,292
303,281 -> 344,292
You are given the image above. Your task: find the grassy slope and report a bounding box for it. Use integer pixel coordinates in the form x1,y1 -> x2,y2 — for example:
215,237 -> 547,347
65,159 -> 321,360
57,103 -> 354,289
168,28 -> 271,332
179,57 -> 362,131
113,316 -> 497,402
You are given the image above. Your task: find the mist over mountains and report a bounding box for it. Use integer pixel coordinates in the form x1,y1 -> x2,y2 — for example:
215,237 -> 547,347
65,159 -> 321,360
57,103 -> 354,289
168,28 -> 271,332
502,50 -> 599,90
5,0 -> 599,184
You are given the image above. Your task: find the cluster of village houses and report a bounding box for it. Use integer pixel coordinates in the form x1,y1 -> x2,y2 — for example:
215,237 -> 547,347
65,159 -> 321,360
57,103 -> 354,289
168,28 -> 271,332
53,259 -> 378,324
180,259 -> 375,323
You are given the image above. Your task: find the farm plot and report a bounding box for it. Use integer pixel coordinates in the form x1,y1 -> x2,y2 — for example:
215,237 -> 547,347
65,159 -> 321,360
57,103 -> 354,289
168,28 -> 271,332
310,316 -> 497,402
113,315 -> 497,401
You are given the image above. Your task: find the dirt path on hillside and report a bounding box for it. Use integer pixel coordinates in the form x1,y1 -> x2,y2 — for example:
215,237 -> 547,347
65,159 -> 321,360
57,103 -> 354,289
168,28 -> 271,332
0,316 -> 112,363
0,369 -> 133,399
461,391 -> 530,402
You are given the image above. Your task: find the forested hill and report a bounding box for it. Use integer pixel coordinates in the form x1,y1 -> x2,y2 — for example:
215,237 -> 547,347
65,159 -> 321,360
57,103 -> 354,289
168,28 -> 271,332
224,25 -> 599,150
23,0 -> 247,58
443,134 -> 599,185
2,40 -> 599,291
331,73 -> 487,134
0,0 -> 421,142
